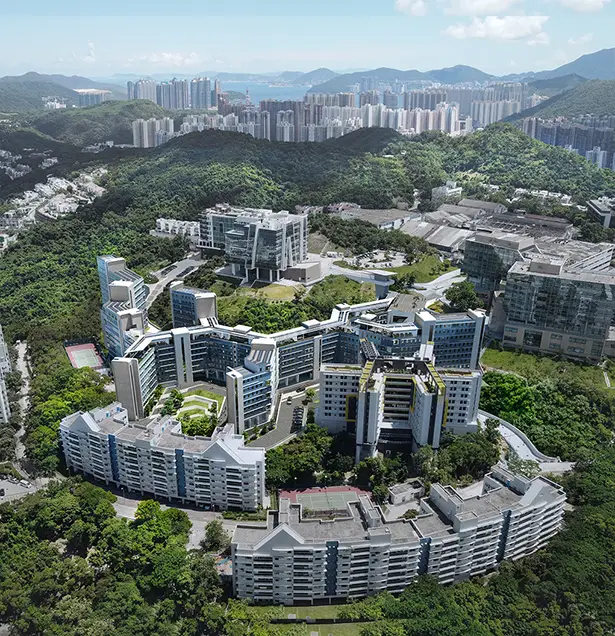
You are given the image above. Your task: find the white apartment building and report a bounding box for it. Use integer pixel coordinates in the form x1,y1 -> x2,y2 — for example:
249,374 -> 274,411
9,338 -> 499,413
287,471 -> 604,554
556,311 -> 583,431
155,218 -> 200,242
231,466 -> 566,604
60,403 -> 266,511
0,325 -> 11,425
317,351 -> 482,461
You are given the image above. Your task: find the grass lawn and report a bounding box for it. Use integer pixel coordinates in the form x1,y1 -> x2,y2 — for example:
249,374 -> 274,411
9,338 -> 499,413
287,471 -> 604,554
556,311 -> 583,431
239,284 -> 300,301
390,255 -> 456,284
481,347 -> 609,388
184,389 -> 225,407
307,232 -> 331,255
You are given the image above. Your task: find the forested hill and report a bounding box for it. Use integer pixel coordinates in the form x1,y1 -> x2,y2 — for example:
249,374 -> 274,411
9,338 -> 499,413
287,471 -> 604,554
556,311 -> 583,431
0,79 -> 79,112
323,127 -> 403,153
508,79 -> 615,121
99,128 -> 415,215
24,99 -> 169,146
387,124 -> 615,200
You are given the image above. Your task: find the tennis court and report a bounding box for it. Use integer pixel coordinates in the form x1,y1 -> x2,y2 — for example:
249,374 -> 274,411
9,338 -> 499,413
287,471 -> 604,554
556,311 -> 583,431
296,490 -> 360,511
65,343 -> 105,370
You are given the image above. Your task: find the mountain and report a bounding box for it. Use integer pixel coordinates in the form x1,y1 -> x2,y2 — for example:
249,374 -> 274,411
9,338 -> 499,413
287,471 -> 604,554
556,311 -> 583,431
276,71 -> 303,82
0,72 -> 126,99
25,99 -> 169,146
294,68 -> 338,85
528,74 -> 587,98
0,80 -> 79,112
535,48 -> 615,81
428,65 -> 494,84
308,65 -> 492,93
308,68 -> 426,93
507,80 -> 615,122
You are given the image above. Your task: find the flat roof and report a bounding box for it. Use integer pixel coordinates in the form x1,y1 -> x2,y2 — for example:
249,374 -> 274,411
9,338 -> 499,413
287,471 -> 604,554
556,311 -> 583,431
340,208 -> 419,225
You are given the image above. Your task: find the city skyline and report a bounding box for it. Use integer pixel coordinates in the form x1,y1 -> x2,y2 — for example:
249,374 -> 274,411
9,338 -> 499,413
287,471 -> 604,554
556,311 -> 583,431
0,0 -> 613,77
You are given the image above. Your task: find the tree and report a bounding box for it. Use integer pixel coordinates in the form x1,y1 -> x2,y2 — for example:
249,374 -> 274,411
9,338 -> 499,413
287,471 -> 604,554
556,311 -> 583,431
445,280 -> 482,312
390,272 -> 416,292
304,387 -> 316,404
201,520 -> 230,553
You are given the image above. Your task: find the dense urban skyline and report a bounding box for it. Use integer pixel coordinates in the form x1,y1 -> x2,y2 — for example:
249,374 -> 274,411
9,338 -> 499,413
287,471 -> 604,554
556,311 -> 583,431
1,0 -> 613,76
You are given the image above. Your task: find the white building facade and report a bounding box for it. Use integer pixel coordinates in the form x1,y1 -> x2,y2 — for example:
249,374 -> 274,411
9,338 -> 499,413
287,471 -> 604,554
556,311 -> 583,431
60,403 -> 266,511
232,467 -> 566,604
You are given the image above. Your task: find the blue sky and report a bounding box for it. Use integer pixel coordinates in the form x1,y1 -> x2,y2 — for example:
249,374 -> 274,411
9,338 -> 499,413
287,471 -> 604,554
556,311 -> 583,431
1,0 -> 613,77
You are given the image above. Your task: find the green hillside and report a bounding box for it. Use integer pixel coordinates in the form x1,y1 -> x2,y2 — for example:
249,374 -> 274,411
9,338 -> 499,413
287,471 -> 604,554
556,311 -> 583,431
510,80 -> 615,121
386,124 -> 615,201
1,71 -> 126,100
0,80 -> 78,112
101,127 -> 414,214
528,73 -> 587,97
26,99 -> 169,145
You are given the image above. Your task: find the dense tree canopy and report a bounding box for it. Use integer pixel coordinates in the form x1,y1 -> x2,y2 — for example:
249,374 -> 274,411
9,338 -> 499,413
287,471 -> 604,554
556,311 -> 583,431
480,372 -> 615,461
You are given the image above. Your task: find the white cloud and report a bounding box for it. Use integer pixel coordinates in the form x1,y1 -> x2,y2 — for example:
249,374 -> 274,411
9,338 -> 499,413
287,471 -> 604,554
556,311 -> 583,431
527,31 -> 550,46
557,0 -> 611,11
445,16 -> 550,45
568,32 -> 594,44
83,42 -> 96,63
395,0 -> 429,16
129,52 -> 202,68
445,0 -> 523,15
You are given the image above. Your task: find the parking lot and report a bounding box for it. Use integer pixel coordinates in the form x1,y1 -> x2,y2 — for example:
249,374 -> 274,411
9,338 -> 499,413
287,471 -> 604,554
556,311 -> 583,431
0,477 -> 34,501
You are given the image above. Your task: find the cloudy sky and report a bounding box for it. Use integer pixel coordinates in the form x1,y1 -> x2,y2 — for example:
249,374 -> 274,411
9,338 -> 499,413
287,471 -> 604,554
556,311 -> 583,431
0,0 -> 612,77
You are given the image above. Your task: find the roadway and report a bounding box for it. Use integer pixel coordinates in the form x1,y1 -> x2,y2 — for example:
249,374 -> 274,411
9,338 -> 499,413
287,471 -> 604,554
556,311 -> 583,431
145,253 -> 204,309
480,410 -> 575,474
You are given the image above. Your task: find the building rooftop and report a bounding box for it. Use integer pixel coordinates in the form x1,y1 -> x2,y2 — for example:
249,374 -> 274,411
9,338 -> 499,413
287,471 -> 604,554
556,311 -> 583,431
459,199 -> 506,213
233,469 -> 565,548
509,260 -> 615,285
339,208 -> 419,226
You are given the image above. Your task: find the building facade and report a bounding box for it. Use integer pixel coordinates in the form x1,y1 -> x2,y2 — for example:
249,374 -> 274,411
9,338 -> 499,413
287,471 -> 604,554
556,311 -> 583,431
317,353 -> 482,461
199,204 -> 309,282
97,256 -> 148,359
106,265 -> 485,438
231,466 -> 566,604
60,403 -> 266,511
503,259 -> 615,360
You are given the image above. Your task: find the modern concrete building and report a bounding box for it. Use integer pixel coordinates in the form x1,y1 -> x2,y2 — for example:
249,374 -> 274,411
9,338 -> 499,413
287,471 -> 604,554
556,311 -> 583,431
109,284 -> 485,433
465,232 -> 614,303
199,204 -> 308,282
0,325 -> 11,425
587,198 -> 615,229
170,282 -> 218,328
231,466 -> 566,604
502,259 -> 615,360
463,232 -> 536,296
317,351 -> 482,461
60,403 -> 266,510
431,181 -> 463,203
97,256 -> 148,359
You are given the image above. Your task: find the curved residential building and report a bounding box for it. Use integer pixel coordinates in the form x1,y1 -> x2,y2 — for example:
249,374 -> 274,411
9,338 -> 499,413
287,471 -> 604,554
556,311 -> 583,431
232,466 -> 566,604
60,402 -> 266,511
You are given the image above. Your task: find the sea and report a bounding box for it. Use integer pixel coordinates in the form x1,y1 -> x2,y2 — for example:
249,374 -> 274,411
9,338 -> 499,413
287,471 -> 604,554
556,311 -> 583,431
220,81 -> 310,103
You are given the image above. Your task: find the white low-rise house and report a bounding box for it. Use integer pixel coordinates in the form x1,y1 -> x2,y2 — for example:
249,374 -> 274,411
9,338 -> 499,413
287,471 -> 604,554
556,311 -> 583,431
60,402 -> 266,511
155,218 -> 201,242
231,467 -> 566,604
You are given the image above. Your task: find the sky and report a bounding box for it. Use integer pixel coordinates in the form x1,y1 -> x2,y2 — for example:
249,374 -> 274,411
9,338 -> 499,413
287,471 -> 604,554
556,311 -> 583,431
0,0 -> 613,78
